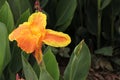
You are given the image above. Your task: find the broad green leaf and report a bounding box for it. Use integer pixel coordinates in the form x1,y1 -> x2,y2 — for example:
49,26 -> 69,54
10,50 -> 29,73
39,66 -> 54,80
0,1 -> 14,33
64,40 -> 91,80
16,9 -> 30,26
0,74 -> 5,80
10,45 -> 22,73
7,0 -> 31,23
55,0 -> 77,31
9,70 -> 16,80
56,17 -> 73,31
101,0 -> 111,9
22,54 -> 38,80
3,35 -> 11,69
33,62 -> 40,78
42,47 -> 59,80
0,22 -> 11,75
0,0 -> 6,9
95,46 -> 113,56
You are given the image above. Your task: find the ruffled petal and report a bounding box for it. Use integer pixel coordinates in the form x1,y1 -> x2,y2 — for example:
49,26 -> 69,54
28,12 -> 47,30
9,22 -> 29,41
9,23 -> 39,53
43,29 -> 71,47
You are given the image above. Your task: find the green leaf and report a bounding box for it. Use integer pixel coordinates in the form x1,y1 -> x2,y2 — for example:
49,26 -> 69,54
16,9 -> 30,26
111,58 -> 120,66
21,54 -> 38,80
7,0 -> 31,22
42,47 -> 60,80
0,0 -> 6,9
112,0 -> 120,15
41,0 -> 49,8
10,45 -> 22,73
39,66 -> 54,80
64,40 -> 91,80
10,50 -> 29,73
10,44 -> 22,73
0,22 -> 11,75
101,0 -> 111,9
55,0 -> 77,31
56,17 -> 73,31
0,1 -> 14,33
95,46 -> 113,56
33,62 -> 40,78
86,2 -> 98,35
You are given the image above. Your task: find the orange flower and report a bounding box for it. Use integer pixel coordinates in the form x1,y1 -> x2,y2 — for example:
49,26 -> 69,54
9,12 -> 71,64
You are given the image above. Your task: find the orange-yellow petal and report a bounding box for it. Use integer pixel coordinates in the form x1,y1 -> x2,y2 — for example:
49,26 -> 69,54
43,29 -> 71,47
9,23 -> 39,53
28,12 -> 47,30
9,22 -> 29,41
33,48 -> 43,64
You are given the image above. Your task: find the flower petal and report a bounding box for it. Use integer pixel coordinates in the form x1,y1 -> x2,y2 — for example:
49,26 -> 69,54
28,12 -> 47,30
9,23 -> 39,53
33,48 -> 43,64
43,29 -> 71,47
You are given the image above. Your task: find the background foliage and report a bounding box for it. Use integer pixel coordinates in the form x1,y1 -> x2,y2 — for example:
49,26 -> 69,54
0,0 -> 120,80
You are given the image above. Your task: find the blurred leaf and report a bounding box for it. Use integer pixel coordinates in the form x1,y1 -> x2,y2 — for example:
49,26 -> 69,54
10,50 -> 29,74
56,17 -> 73,31
101,0 -> 111,9
9,70 -> 16,80
0,1 -> 14,33
111,58 -> 120,66
64,40 -> 91,80
7,0 -> 31,22
95,58 -> 113,71
112,0 -> 120,15
16,9 -> 30,26
40,0 -> 49,8
59,47 -> 70,57
10,45 -> 22,73
22,54 -> 38,80
0,74 -> 5,80
95,46 -> 113,56
0,22 -> 11,75
55,0 -> 77,31
0,0 -> 6,9
86,3 -> 98,35
42,47 -> 59,80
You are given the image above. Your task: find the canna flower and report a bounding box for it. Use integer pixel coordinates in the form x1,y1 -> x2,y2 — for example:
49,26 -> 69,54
9,12 -> 71,64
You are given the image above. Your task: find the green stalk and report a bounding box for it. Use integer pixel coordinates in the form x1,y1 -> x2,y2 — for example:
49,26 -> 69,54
111,16 -> 114,44
78,0 -> 83,27
111,6 -> 114,45
97,0 -> 102,48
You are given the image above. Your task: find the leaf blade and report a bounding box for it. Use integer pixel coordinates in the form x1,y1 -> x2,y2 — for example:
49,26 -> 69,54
21,54 -> 38,80
64,40 -> 91,80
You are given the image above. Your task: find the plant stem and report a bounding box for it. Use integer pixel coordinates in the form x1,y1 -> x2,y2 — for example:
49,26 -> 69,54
111,16 -> 114,44
111,6 -> 114,45
78,0 -> 83,27
97,0 -> 102,48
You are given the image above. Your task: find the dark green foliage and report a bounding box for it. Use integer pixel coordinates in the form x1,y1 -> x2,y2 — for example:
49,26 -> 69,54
0,0 -> 120,79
